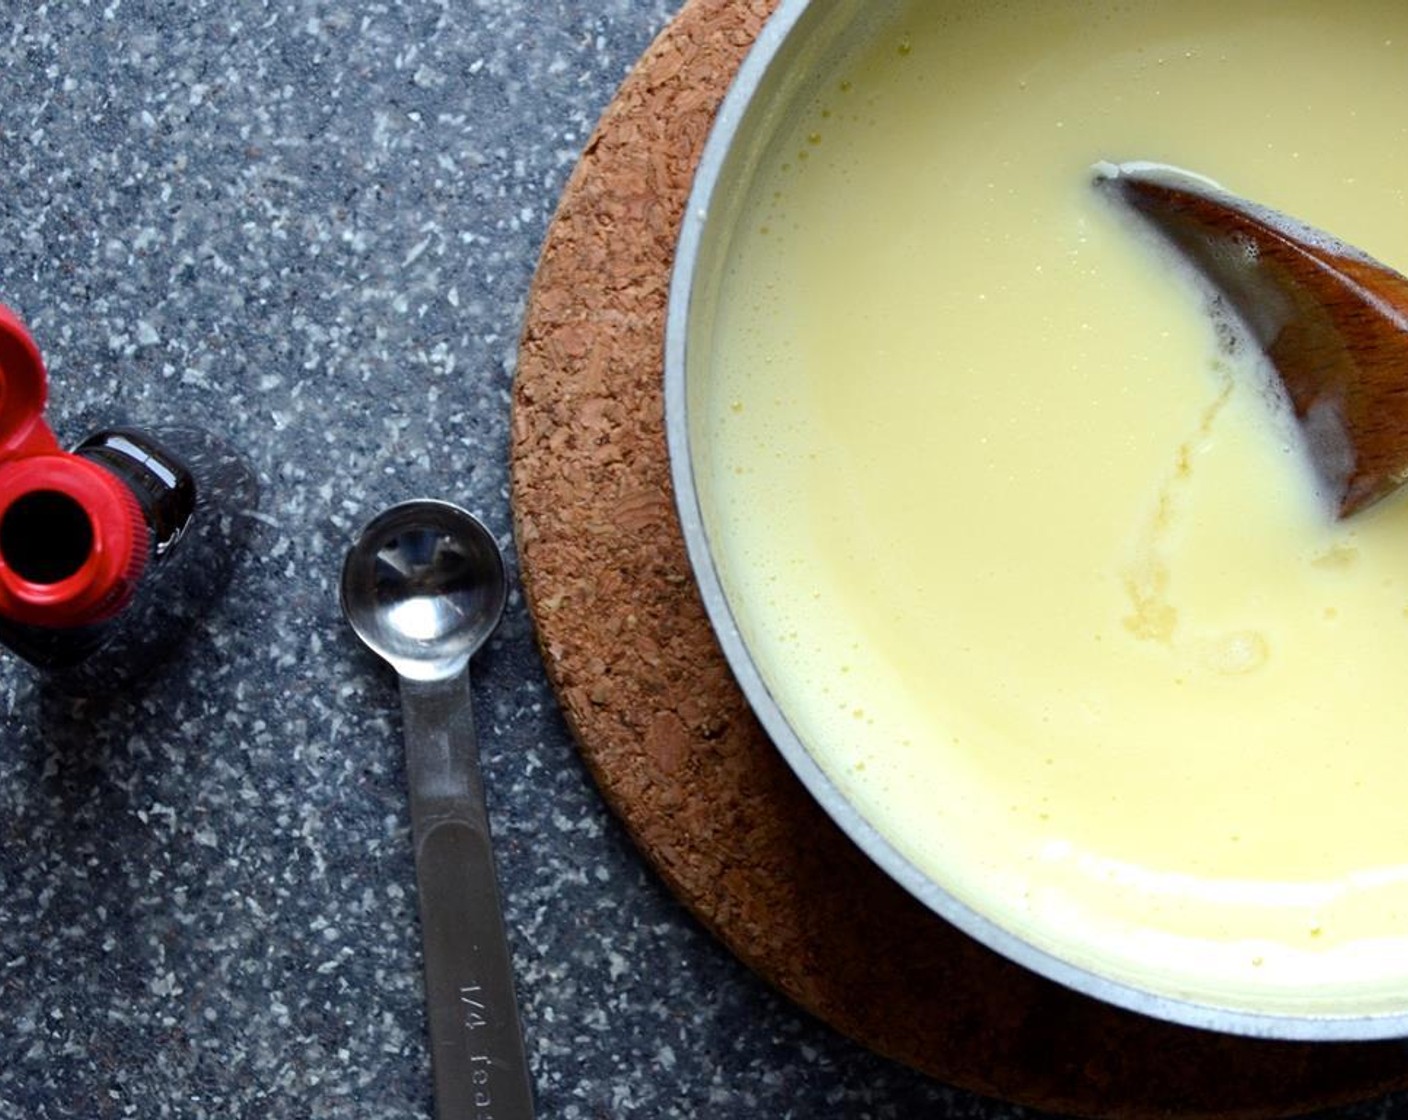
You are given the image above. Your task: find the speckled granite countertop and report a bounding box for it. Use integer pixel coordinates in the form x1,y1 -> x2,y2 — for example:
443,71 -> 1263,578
0,4 -> 1403,1119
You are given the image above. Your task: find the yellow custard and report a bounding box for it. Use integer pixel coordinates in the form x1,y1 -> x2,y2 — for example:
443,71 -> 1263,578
696,0 -> 1408,1016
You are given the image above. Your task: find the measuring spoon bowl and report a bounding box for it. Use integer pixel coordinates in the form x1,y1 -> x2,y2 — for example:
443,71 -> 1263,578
340,498 -> 507,682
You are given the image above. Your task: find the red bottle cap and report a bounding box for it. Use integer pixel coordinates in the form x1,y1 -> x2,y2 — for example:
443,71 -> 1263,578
0,455 -> 147,625
0,307 -> 150,626
0,305 -> 59,459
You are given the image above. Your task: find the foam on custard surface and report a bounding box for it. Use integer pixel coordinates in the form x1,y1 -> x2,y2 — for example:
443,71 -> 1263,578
697,0 -> 1408,1015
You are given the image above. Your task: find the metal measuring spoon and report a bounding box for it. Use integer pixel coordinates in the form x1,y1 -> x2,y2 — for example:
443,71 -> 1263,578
340,499 -> 534,1120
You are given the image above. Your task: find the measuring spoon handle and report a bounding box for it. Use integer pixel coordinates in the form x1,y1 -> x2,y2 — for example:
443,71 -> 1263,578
400,672 -> 535,1120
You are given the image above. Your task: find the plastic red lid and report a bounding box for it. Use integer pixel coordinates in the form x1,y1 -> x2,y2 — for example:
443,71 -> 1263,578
0,305 -> 59,460
0,454 -> 148,626
0,307 -> 149,627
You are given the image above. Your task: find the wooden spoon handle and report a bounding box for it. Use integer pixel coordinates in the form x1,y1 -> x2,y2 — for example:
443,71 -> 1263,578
1098,162 -> 1408,518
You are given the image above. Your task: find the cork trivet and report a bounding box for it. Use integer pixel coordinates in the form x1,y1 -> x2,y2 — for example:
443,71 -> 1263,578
509,2 -> 1408,1115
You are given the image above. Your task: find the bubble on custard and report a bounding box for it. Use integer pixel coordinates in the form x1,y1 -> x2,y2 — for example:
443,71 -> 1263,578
1228,231 -> 1261,266
1199,630 -> 1269,675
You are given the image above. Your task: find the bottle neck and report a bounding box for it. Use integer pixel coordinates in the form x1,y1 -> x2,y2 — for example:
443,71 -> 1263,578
75,428 -> 197,558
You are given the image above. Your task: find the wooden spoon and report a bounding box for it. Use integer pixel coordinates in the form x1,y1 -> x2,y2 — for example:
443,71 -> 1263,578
1095,161 -> 1408,518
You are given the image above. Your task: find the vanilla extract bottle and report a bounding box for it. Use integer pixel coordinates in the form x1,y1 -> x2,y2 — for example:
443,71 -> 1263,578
0,306 -> 259,693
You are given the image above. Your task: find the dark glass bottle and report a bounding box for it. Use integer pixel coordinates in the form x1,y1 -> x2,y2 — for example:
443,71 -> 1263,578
0,307 -> 259,693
